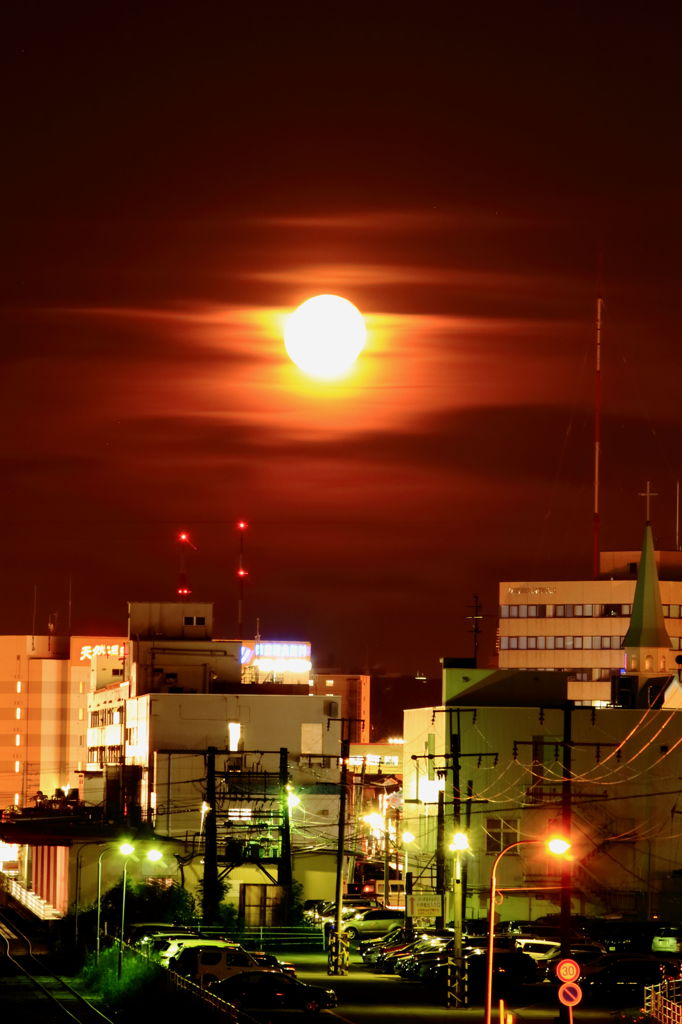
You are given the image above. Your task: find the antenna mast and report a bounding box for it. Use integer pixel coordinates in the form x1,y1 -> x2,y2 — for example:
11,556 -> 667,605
592,296 -> 603,578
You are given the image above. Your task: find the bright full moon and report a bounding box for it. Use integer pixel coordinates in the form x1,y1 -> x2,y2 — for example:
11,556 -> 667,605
284,294 -> 367,380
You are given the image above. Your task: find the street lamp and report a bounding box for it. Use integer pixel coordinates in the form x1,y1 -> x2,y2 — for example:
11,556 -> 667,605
363,812 -> 390,907
449,830 -> 470,998
484,837 -> 570,1024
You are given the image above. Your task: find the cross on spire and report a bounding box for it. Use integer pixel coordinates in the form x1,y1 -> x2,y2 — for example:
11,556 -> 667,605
638,480 -> 658,523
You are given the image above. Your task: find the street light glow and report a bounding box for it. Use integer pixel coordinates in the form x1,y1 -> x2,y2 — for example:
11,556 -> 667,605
449,831 -> 469,852
147,848 -> 163,862
119,841 -> 135,856
547,837 -> 571,855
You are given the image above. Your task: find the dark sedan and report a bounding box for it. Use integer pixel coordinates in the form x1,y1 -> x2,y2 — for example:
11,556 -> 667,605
580,954 -> 681,1004
210,968 -> 338,1013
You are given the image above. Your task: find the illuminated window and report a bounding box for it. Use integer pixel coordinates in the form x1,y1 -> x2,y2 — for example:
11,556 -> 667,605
485,817 -> 519,853
14,794 -> 19,807
537,636 -> 546,649
16,681 -> 21,694
228,721 -> 241,752
78,708 -> 83,720
15,735 -> 20,747
326,679 -> 334,687
228,808 -> 252,821
14,761 -> 20,773
15,708 -> 20,720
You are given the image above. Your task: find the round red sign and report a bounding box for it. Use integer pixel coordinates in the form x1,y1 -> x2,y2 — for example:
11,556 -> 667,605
556,958 -> 580,983
558,981 -> 583,1006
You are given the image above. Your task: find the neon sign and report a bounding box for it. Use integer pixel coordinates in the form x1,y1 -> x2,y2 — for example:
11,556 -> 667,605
80,643 -> 126,662
241,641 -> 311,673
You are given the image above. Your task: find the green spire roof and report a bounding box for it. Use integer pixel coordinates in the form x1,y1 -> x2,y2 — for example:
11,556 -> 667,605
622,523 -> 671,650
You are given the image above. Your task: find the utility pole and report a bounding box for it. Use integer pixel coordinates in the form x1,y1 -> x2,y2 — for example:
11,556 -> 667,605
328,715 -> 362,976
202,746 -> 220,924
435,785 -> 445,929
279,747 -> 293,922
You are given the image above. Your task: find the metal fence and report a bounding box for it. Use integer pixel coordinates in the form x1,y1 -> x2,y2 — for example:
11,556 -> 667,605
645,979 -> 682,1024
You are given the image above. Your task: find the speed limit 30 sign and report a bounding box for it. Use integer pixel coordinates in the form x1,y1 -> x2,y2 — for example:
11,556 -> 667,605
556,958 -> 581,983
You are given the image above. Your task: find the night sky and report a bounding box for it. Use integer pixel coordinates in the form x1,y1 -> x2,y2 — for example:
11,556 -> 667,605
2,4 -> 682,673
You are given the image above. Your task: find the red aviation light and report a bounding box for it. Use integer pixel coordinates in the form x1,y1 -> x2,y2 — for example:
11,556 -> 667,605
237,568 -> 249,577
177,586 -> 192,596
237,520 -> 248,531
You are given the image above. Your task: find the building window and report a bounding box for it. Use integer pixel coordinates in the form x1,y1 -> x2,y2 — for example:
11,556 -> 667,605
228,721 -> 241,752
500,637 -> 509,649
555,605 -> 565,617
518,605 -> 528,618
14,761 -> 20,773
112,668 -> 123,677
485,817 -> 520,853
672,638 -> 681,650
15,708 -> 20,720
15,735 -> 20,746
670,605 -> 680,618
537,636 -> 546,649
196,616 -> 206,626
574,636 -> 582,649
16,681 -> 21,694
583,636 -> 592,649
574,605 -> 583,617
583,604 -> 593,616
184,616 -> 194,625
500,606 -> 509,618
527,637 -> 537,649
555,637 -> 564,649
509,606 -> 519,617
565,636 -> 574,649
509,637 -> 518,649
546,636 -> 555,649
518,637 -> 527,649
528,605 -> 538,617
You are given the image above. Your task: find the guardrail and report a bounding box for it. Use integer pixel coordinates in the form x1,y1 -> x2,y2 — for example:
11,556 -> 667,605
199,926 -> 324,951
644,979 -> 682,1024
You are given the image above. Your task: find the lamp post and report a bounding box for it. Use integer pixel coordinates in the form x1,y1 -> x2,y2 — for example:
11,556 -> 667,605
449,830 -> 469,1002
484,837 -> 570,1024
117,842 -> 135,977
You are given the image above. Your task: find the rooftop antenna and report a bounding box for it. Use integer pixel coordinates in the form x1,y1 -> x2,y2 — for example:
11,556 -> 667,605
236,520 -> 249,639
592,295 -> 604,578
177,530 -> 197,599
466,594 -> 483,666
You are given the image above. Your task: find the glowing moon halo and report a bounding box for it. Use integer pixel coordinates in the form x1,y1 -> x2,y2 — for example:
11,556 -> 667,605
284,294 -> 366,380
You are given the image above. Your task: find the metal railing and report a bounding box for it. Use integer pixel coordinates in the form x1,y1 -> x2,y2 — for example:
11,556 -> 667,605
4,877 -> 61,919
645,979 -> 682,1024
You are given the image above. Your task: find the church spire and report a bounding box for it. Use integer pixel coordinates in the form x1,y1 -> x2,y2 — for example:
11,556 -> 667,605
622,522 -> 671,653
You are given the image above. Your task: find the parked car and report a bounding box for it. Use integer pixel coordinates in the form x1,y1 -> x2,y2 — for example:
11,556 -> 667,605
652,926 -> 682,954
422,948 -> 540,1002
341,908 -> 406,941
165,939 -> 261,986
250,952 -> 297,977
580,954 -> 681,1004
210,968 -> 338,1012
